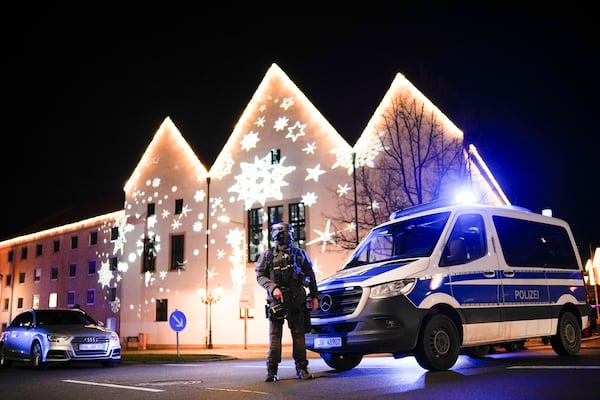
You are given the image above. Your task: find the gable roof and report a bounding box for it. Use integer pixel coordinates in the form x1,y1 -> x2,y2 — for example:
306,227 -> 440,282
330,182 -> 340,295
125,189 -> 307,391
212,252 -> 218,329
124,116 -> 208,194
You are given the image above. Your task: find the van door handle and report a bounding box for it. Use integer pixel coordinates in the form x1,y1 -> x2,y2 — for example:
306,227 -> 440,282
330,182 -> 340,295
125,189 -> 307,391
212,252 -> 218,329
503,270 -> 515,278
483,271 -> 495,278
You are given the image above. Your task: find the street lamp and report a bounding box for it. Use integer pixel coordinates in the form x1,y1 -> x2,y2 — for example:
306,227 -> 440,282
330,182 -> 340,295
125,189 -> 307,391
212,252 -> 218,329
198,286 -> 223,349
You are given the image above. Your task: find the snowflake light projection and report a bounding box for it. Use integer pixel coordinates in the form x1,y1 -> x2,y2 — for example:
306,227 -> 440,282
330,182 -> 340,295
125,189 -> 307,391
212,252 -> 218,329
330,147 -> 356,175
97,260 -> 114,289
241,131 -> 260,151
211,152 -> 235,179
228,153 -> 296,210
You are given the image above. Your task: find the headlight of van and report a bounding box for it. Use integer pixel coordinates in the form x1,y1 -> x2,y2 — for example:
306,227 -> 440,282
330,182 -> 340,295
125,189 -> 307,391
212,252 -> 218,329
369,278 -> 416,299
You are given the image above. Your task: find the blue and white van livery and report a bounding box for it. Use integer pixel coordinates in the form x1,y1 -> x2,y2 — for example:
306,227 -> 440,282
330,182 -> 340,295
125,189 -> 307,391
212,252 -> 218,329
305,198 -> 591,371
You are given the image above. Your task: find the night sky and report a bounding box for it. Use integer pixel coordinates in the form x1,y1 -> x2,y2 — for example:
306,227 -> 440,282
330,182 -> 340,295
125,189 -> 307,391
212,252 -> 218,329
4,4 -> 598,256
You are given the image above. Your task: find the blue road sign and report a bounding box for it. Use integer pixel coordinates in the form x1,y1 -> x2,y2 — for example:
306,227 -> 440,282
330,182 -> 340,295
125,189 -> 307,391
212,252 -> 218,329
169,310 -> 187,332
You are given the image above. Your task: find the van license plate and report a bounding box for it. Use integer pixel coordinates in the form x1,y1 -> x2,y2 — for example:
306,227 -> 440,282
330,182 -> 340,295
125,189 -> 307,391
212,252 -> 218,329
314,337 -> 342,349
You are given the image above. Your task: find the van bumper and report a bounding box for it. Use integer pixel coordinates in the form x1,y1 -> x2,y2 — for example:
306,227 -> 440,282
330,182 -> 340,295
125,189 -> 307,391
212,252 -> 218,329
306,295 -> 427,355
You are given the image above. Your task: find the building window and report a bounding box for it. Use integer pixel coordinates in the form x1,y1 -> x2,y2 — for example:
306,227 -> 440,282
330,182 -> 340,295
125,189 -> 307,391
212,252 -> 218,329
170,234 -> 185,270
148,202 -> 156,216
156,299 -> 168,321
17,297 -> 24,309
49,293 -> 57,308
111,227 -> 119,241
53,239 -> 60,253
36,243 -> 43,257
289,202 -> 307,249
142,236 -> 157,273
69,263 -> 77,277
267,205 -> 284,244
89,231 -> 98,246
175,198 -> 184,215
71,236 -> 78,249
34,268 -> 41,282
67,291 -> 75,307
6,274 -> 12,286
51,266 -> 58,280
21,246 -> 28,260
108,287 -> 117,302
19,272 -> 26,284
248,208 -> 265,263
271,148 -> 281,164
86,289 -> 95,305
8,250 -> 13,262
88,260 -> 97,275
32,294 -> 40,309
3,298 -> 8,311
110,257 -> 118,271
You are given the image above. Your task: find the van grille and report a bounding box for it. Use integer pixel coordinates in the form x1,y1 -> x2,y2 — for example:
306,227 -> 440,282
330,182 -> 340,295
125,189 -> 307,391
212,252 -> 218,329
312,286 -> 363,318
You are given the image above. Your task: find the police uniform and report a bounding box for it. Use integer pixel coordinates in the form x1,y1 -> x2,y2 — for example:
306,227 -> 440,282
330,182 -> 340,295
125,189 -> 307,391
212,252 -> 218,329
255,222 -> 318,382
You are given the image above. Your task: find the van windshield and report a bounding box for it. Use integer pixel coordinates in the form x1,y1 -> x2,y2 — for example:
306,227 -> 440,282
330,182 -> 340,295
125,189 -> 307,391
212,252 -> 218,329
344,211 -> 451,269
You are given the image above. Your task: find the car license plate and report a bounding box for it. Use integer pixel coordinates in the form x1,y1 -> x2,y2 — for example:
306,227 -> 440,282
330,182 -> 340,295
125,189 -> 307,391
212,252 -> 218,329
314,337 -> 342,349
79,343 -> 104,350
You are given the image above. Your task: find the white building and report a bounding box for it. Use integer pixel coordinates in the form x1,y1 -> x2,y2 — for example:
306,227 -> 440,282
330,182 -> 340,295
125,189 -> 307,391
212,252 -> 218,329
0,64 -> 507,349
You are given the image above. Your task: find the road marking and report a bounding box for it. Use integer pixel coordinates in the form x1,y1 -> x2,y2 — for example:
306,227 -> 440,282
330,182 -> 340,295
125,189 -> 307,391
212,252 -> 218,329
62,379 -> 164,392
507,366 -> 600,369
207,387 -> 269,395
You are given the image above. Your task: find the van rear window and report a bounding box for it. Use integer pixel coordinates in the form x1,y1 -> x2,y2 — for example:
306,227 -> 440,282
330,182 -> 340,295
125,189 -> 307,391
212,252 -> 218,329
493,216 -> 578,269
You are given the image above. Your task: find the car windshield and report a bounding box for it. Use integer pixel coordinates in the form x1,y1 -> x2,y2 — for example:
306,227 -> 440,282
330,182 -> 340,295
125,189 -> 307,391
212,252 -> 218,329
344,211 -> 451,269
35,310 -> 97,326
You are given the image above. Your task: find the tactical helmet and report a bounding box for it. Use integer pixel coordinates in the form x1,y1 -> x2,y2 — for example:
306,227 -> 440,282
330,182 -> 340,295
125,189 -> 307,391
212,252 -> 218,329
271,222 -> 294,246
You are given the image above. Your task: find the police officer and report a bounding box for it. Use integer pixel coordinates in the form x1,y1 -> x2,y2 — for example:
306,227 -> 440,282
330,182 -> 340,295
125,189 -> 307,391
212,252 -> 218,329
256,222 -> 319,382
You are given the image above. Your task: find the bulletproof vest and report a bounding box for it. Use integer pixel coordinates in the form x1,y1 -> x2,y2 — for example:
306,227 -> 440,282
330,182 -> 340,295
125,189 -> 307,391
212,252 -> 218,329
269,248 -> 302,289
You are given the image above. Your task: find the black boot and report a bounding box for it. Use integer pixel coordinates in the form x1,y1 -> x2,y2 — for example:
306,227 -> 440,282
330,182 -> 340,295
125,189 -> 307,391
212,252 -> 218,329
295,362 -> 313,380
265,363 -> 279,382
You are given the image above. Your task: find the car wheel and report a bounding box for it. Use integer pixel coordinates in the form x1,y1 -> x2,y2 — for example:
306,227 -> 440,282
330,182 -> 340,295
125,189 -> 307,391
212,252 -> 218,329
0,345 -> 12,368
30,341 -> 47,370
550,311 -> 581,356
414,314 -> 460,371
320,353 -> 363,371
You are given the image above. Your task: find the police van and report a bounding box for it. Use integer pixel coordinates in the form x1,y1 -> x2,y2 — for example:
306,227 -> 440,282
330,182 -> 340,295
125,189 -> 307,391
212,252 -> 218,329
305,197 -> 591,371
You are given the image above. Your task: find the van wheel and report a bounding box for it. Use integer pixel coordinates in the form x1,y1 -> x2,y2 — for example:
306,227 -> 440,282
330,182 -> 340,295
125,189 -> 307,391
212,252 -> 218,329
320,353 -> 363,371
415,314 -> 460,371
463,344 -> 490,358
550,311 -> 581,356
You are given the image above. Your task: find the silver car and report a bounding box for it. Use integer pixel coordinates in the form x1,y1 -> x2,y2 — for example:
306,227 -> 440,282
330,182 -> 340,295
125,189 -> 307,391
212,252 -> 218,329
0,308 -> 121,369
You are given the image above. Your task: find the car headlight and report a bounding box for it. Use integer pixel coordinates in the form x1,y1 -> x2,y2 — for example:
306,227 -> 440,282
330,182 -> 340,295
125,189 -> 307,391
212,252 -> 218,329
109,332 -> 120,345
47,334 -> 70,342
369,279 -> 416,299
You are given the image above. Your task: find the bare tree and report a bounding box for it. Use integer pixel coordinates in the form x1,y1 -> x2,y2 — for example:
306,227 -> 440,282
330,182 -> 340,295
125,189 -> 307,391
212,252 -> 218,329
330,94 -> 468,250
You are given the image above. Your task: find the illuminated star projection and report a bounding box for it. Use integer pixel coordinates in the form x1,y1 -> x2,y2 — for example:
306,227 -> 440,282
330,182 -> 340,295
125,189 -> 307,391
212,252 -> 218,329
229,153 -> 296,210
286,121 -> 306,142
305,164 -> 326,182
306,220 -> 337,253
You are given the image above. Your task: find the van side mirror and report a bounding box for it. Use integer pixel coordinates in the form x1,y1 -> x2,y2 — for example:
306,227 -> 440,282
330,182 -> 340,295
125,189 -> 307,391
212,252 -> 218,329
442,238 -> 467,266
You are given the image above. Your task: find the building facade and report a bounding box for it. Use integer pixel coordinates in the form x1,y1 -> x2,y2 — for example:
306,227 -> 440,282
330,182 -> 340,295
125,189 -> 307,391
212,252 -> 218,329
0,64 -> 507,348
